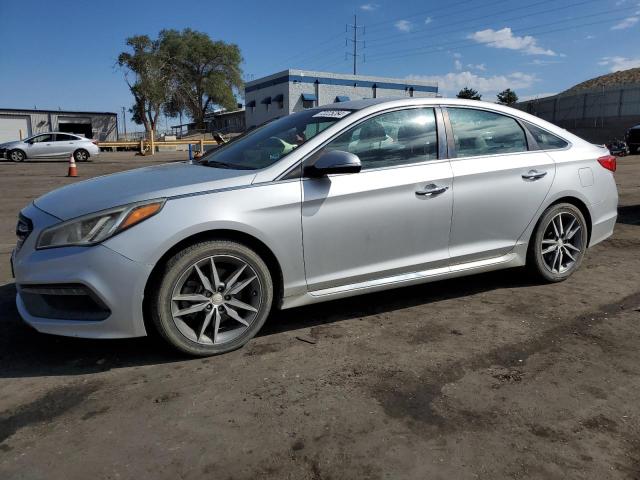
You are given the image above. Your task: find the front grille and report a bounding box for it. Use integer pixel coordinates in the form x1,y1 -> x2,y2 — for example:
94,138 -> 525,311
18,283 -> 111,321
16,213 -> 33,251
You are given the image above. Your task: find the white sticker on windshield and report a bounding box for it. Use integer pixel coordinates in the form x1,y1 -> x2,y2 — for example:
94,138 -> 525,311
312,110 -> 350,119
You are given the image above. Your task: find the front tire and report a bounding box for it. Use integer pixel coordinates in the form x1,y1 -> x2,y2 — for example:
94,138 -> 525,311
151,240 -> 273,356
9,149 -> 25,162
73,149 -> 89,162
528,203 -> 588,282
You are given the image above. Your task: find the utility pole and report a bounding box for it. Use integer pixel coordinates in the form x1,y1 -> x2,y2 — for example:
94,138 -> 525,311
121,106 -> 127,139
346,14 -> 365,75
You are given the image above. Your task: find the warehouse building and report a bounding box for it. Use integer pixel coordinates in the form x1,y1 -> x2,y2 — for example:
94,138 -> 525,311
244,69 -> 438,129
0,108 -> 118,143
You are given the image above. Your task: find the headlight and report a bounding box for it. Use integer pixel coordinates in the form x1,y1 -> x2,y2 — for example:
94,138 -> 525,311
36,199 -> 165,249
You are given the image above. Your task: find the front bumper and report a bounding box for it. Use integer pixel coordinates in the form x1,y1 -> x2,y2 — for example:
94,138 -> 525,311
13,203 -> 152,338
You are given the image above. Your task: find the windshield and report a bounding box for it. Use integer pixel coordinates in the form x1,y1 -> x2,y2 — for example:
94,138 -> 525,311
201,109 -> 353,170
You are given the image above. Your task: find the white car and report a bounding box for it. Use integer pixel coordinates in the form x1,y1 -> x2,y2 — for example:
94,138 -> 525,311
0,132 -> 100,162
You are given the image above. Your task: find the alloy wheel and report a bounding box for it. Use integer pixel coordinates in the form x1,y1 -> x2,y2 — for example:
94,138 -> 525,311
540,212 -> 584,274
170,255 -> 263,345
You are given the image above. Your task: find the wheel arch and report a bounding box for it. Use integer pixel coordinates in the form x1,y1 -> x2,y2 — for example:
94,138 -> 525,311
142,228 -> 285,335
530,196 -> 593,249
10,148 -> 27,160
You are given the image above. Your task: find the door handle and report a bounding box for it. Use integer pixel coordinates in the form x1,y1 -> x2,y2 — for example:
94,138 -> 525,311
416,183 -> 448,196
522,169 -> 547,180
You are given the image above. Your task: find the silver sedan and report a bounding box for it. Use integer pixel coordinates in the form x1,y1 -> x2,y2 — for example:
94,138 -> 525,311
12,98 -> 618,356
1,132 -> 100,162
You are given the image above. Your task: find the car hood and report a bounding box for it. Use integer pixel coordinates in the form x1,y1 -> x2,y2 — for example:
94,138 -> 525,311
34,162 -> 257,220
0,140 -> 22,149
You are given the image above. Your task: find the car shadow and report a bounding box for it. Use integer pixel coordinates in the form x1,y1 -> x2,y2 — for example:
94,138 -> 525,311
262,268 -> 537,337
0,268 -> 538,379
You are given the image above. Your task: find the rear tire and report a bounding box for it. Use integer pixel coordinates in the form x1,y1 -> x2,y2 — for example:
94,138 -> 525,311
151,240 -> 273,356
528,203 -> 588,283
9,149 -> 25,162
73,149 -> 89,162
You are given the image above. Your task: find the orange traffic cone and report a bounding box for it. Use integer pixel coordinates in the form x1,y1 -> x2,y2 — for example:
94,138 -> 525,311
67,153 -> 78,177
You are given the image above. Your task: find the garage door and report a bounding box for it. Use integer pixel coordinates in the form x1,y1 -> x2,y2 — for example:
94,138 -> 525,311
0,116 -> 30,143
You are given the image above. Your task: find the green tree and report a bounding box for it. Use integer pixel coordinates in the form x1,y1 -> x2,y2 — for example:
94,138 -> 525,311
160,29 -> 243,129
117,35 -> 172,136
496,88 -> 519,106
456,87 -> 482,100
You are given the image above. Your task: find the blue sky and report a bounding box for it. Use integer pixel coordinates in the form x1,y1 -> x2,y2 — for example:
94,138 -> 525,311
0,0 -> 638,126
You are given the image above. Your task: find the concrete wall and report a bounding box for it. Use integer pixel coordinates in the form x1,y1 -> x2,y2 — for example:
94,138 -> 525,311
515,84 -> 640,143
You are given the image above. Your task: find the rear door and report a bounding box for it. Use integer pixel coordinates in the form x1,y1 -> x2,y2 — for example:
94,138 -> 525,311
52,134 -> 79,156
301,107 -> 453,291
444,106 -> 555,265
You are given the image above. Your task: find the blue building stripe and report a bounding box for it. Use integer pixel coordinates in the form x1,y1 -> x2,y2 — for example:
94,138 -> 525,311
245,74 -> 437,94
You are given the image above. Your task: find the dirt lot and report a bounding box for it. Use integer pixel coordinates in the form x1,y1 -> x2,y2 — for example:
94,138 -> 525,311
0,152 -> 639,479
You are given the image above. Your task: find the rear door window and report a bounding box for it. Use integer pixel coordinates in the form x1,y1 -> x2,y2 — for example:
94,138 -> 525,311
55,134 -> 78,141
448,108 -> 527,158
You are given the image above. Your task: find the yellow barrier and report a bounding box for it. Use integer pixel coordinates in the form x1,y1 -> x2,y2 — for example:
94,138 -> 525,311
97,137 -> 225,155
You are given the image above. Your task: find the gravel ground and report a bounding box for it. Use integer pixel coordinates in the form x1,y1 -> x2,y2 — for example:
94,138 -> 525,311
0,152 -> 639,480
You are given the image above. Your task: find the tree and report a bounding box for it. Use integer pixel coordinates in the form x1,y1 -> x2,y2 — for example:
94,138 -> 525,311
159,29 -> 243,129
456,87 -> 482,100
496,88 -> 519,106
117,35 -> 172,136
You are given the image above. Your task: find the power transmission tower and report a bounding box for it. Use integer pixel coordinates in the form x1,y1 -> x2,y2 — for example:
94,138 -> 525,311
346,14 -> 365,75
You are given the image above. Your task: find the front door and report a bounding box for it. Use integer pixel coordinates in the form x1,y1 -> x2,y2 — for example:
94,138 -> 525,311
25,133 -> 55,158
445,106 -> 555,264
301,107 -> 453,291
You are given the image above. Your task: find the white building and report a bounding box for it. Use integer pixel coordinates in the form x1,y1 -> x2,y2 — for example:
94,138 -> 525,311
244,69 -> 438,129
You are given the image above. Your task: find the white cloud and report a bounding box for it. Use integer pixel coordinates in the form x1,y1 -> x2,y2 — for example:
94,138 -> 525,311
360,3 -> 379,11
453,52 -> 462,58
454,59 -> 463,70
529,58 -> 563,66
394,20 -> 412,32
611,16 -> 639,30
469,27 -> 557,56
424,17 -> 433,25
407,70 -> 537,98
598,56 -> 640,72
467,63 -> 486,71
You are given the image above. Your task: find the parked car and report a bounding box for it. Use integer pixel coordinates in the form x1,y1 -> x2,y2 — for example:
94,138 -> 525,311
0,132 -> 100,162
12,98 -> 618,356
606,138 -> 629,157
625,124 -> 640,154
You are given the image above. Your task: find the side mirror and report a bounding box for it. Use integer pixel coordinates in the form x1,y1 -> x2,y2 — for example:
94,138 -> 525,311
304,150 -> 362,177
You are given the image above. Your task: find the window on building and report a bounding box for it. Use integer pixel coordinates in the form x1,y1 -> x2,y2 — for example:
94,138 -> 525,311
321,108 -> 438,170
524,121 -> 569,150
301,93 -> 317,109
261,97 -> 272,111
273,94 -> 284,109
448,108 -> 527,158
372,84 -> 377,99
408,87 -> 414,98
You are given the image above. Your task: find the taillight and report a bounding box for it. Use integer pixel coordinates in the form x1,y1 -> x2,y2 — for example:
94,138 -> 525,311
597,155 -> 616,172
91,140 -> 98,145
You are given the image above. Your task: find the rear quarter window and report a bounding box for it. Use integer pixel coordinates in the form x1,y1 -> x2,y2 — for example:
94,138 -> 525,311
524,122 -> 569,150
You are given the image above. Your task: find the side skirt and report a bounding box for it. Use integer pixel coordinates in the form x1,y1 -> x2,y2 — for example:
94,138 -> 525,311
280,246 -> 527,310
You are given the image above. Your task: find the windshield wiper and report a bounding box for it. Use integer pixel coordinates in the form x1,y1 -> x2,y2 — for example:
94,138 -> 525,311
203,160 -> 253,170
